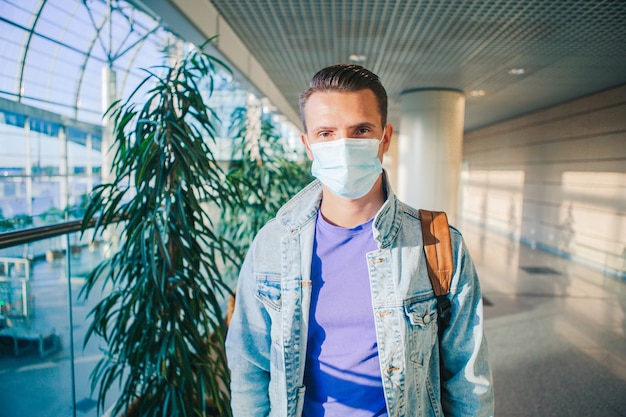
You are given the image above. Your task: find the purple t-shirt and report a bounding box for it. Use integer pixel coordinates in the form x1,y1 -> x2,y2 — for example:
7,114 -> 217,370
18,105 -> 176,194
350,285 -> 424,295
303,212 -> 388,417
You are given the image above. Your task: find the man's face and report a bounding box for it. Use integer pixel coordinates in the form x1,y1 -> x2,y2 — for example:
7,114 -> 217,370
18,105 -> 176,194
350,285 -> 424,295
301,89 -> 392,160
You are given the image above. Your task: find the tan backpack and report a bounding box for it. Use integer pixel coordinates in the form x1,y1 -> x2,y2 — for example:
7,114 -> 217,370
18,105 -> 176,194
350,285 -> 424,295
419,209 -> 453,334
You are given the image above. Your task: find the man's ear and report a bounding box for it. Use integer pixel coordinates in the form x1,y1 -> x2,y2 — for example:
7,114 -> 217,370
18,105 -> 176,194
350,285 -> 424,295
301,132 -> 314,160
382,124 -> 393,154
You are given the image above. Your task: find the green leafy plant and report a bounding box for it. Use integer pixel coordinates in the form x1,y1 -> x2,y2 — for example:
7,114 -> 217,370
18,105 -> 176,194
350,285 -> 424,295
0,213 -> 34,232
65,193 -> 90,219
219,107 -> 313,280
41,206 -> 63,223
80,41 -> 235,417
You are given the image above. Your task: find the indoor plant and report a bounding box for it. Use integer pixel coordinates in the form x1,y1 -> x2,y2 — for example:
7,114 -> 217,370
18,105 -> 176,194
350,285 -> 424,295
219,106 -> 313,282
80,41 -> 235,417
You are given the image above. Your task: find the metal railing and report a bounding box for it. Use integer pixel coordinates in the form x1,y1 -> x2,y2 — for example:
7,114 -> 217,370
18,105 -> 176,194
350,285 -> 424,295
0,218 -> 95,250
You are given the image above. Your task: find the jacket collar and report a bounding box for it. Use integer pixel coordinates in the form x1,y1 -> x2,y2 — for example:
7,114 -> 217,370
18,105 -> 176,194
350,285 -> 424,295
373,171 -> 401,248
276,171 -> 401,247
276,179 -> 323,232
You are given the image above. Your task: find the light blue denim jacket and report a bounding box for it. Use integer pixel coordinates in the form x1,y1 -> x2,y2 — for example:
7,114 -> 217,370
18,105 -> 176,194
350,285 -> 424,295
225,177 -> 494,417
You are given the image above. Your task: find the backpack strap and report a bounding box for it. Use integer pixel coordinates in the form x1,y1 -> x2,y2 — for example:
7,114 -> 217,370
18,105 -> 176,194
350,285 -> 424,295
419,209 -> 454,334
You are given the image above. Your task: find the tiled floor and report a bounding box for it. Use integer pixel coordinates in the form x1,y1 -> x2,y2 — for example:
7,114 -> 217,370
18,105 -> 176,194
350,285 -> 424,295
460,222 -> 626,417
0,224 -> 625,416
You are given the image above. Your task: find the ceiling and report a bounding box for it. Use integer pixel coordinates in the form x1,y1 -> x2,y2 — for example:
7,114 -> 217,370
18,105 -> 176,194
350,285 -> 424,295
145,0 -> 626,132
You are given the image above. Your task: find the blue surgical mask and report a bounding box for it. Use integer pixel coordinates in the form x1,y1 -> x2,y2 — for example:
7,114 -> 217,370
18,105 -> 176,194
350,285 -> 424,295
309,137 -> 383,199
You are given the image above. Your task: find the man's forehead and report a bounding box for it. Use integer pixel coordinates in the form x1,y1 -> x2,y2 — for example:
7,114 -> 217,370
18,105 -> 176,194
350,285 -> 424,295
303,90 -> 381,121
303,90 -> 380,116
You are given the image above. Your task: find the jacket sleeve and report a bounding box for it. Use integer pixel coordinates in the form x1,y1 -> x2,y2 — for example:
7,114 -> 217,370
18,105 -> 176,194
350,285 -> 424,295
225,239 -> 272,417
439,232 -> 495,417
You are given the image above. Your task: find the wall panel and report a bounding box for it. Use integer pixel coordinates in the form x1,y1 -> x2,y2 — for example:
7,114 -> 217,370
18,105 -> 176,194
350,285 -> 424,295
462,84 -> 626,279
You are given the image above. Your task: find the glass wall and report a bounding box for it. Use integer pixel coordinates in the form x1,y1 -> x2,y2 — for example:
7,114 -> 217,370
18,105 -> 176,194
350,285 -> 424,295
0,113 -> 102,231
0,232 -> 115,417
0,1 -> 302,415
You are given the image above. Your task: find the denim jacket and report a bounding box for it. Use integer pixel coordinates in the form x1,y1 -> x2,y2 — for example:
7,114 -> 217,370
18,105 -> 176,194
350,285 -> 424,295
225,177 -> 494,417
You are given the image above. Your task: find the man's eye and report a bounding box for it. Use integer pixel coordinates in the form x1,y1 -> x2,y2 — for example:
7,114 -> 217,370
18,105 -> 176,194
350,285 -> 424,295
356,128 -> 371,135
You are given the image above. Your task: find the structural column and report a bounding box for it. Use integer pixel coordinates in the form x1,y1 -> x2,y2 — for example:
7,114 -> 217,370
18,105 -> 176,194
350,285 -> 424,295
245,93 -> 262,161
397,89 -> 465,224
86,133 -> 93,193
24,117 -> 33,216
101,67 -> 116,183
101,66 -> 118,249
59,126 -> 69,216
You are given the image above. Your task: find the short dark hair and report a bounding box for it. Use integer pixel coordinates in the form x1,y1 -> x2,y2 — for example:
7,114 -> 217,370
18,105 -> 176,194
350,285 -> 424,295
299,64 -> 388,131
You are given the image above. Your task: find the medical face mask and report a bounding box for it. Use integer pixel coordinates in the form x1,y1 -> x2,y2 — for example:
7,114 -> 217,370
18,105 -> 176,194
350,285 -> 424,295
309,137 -> 383,199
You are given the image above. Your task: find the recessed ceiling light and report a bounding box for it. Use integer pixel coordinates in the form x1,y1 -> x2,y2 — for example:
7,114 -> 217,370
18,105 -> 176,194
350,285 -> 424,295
508,68 -> 526,75
349,54 -> 367,62
469,89 -> 486,97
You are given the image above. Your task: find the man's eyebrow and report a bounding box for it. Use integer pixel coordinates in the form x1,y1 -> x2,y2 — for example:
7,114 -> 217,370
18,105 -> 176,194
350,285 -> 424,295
310,122 -> 377,133
349,122 -> 377,129
310,125 -> 336,133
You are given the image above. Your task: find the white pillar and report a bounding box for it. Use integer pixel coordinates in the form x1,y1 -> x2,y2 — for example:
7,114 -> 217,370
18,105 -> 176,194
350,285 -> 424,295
397,89 -> 465,224
101,67 -> 117,183
246,94 -> 262,161
59,127 -> 69,217
86,133 -> 93,192
101,66 -> 119,250
24,119 -> 33,216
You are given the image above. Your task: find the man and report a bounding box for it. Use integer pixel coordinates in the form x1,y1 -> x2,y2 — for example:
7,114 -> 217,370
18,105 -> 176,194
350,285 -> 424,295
225,64 -> 494,417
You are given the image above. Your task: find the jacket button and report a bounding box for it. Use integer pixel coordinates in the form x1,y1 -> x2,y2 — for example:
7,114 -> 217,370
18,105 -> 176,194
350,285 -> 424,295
387,365 -> 399,374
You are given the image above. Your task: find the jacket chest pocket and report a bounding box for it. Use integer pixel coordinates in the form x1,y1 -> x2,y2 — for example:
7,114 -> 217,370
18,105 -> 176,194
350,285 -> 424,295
255,273 -> 282,311
403,297 -> 438,367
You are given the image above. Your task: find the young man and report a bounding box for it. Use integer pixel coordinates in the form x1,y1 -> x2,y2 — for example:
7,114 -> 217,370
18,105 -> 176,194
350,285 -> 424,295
225,64 -> 494,417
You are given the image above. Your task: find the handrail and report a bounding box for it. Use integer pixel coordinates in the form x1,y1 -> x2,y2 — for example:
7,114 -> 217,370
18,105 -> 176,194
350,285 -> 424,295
0,218 -> 97,250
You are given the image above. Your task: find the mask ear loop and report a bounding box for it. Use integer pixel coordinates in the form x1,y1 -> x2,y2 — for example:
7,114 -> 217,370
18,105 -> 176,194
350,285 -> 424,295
374,132 -> 385,150
379,129 -> 386,145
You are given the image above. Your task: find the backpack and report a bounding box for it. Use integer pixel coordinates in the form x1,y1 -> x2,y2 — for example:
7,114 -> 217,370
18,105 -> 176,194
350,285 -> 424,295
419,209 -> 453,335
